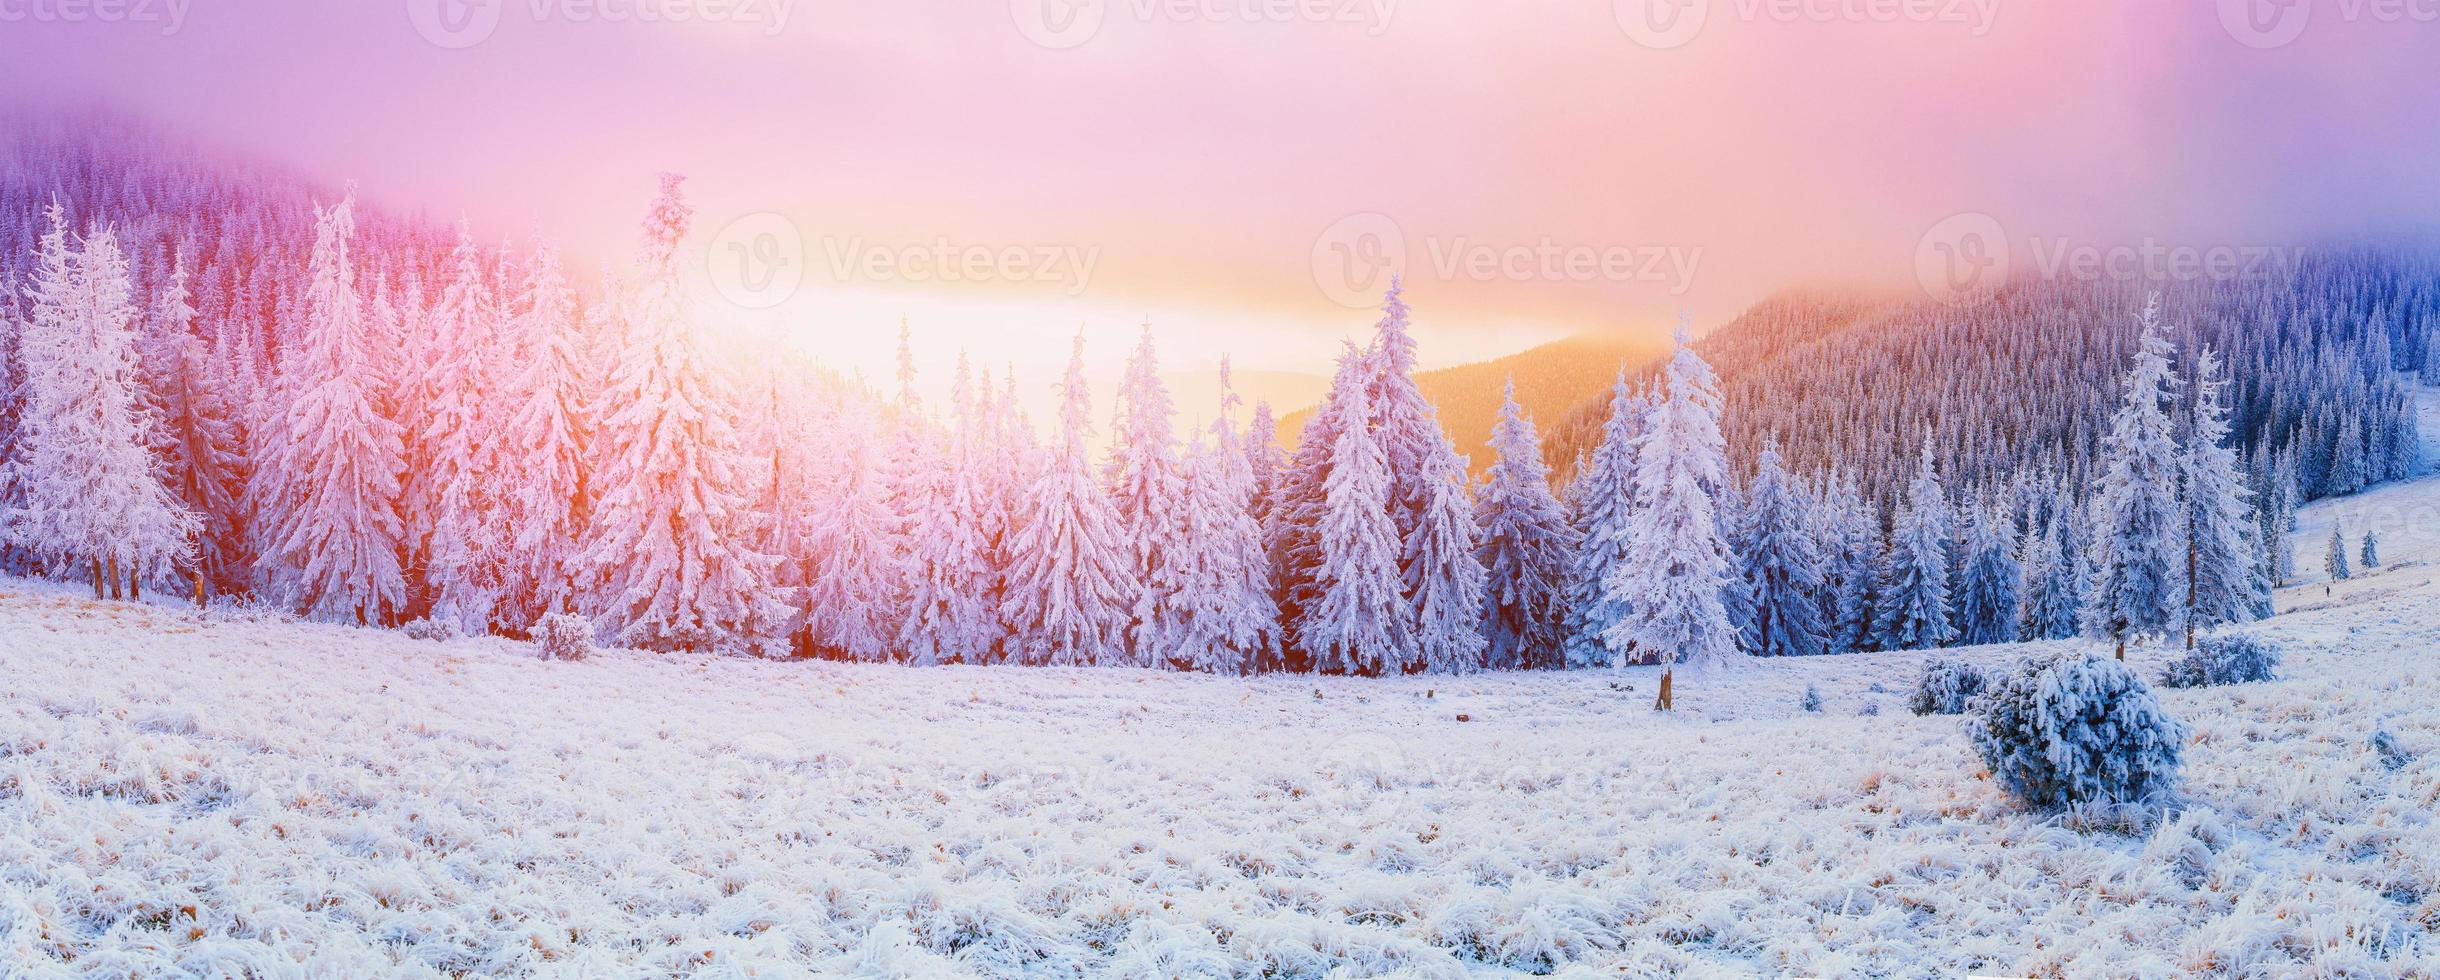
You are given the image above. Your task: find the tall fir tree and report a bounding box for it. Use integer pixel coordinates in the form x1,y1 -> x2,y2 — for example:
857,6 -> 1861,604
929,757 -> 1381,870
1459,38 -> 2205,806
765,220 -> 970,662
138,252 -> 249,597
2084,295 -> 2189,657
494,242 -> 592,624
1475,381 -> 1577,669
2018,514 -> 2082,640
1875,437 -> 1957,650
2326,524 -> 2352,581
1107,324 -> 1189,667
249,187 -> 409,624
10,209 -> 195,598
1604,329 -> 1738,707
1952,494 -> 2022,646
2180,345 -> 2261,646
898,356 -> 1003,665
1300,346 -> 1417,674
580,175 -> 784,653
1155,363 -> 1282,673
1000,333 -> 1133,666
1732,440 -> 1829,656
1561,375 -> 1645,666
1404,411 -> 1488,674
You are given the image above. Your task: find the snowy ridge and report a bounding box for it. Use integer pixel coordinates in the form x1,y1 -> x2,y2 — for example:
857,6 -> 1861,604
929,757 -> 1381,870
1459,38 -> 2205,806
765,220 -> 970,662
3,463 -> 2439,974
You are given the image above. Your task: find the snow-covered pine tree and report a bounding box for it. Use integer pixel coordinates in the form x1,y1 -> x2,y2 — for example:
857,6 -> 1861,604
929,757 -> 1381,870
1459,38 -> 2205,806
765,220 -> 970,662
2180,345 -> 2260,646
494,242 -> 591,624
1561,375 -> 1644,666
2084,295 -> 2189,658
580,174 -> 784,653
898,356 -> 1003,665
138,252 -> 249,598
1154,362 -> 1282,673
418,225 -> 520,632
1733,440 -> 1828,656
1823,473 -> 1882,653
1604,328 -> 1739,706
10,208 -> 196,598
1000,333 -> 1133,666
1300,354 -> 1418,675
1475,380 -> 1577,669
1270,345 -> 1366,669
2326,525 -> 2352,581
1875,437 -> 1957,651
248,186 -> 409,624
798,391 -> 904,660
1952,493 -> 2022,646
1404,410 -> 1487,674
1106,324 -> 1190,667
2361,529 -> 2379,570
1366,278 -> 1440,543
2019,515 -> 2082,640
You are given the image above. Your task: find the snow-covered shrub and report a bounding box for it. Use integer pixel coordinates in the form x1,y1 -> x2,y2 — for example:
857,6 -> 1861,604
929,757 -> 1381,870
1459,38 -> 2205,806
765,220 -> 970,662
534,614 -> 594,661
1800,685 -> 1823,713
2373,727 -> 2413,771
2157,632 -> 2280,688
1967,653 -> 2189,809
1908,658 -> 1986,716
401,618 -> 457,642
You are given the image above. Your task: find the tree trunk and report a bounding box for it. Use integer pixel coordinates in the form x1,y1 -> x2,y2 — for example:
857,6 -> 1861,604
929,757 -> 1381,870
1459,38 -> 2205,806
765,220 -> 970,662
128,568 -> 139,602
106,556 -> 123,601
192,573 -> 206,607
89,557 -> 104,599
1654,667 -> 1674,711
2116,636 -> 2126,661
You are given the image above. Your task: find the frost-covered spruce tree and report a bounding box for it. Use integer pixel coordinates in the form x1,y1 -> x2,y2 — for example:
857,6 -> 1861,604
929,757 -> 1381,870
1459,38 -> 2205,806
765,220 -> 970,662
11,208 -> 196,599
1604,329 -> 1738,706
1000,333 -> 1133,666
1270,345 -> 1366,668
1967,653 -> 2188,809
1300,357 -> 1418,675
898,357 -> 1002,665
494,242 -> 591,623
417,225 -> 515,631
1475,381 -> 1577,669
2179,345 -> 2259,647
1155,364 -> 1281,673
1106,324 -> 1190,667
580,175 -> 784,653
2019,517 -> 2083,640
2361,529 -> 2379,570
1875,438 -> 1956,651
137,253 -> 249,598
2085,295 -> 2188,658
1732,440 -> 1827,657
1822,474 -> 1881,653
248,187 -> 409,624
1952,494 -> 2022,646
1366,277 -> 1441,542
804,395 -> 906,661
2325,525 -> 2351,581
1404,415 -> 1488,674
1561,375 -> 1646,666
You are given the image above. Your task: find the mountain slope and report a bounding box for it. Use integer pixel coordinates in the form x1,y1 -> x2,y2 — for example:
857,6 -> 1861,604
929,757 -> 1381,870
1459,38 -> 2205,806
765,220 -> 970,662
1279,331 -> 1675,470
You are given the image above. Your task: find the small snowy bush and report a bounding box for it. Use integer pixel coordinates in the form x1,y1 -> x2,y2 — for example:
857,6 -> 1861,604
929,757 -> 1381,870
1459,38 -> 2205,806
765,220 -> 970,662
401,618 -> 458,642
1967,653 -> 2189,810
1908,658 -> 1986,716
534,614 -> 594,662
2157,632 -> 2281,688
1800,685 -> 1823,713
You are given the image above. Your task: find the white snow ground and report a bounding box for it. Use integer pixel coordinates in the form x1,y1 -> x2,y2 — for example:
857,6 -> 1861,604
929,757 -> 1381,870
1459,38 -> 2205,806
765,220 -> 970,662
3,422 -> 2439,977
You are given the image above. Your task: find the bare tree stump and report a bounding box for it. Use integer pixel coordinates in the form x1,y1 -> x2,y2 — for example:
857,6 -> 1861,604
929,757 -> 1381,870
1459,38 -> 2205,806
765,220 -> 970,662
1654,668 -> 1674,711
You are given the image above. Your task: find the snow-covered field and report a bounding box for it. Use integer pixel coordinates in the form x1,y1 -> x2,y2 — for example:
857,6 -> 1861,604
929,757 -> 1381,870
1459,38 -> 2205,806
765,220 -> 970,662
4,488 -> 2438,977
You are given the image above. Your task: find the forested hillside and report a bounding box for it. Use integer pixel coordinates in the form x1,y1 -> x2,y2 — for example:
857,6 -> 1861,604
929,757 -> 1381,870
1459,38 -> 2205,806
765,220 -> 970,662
1283,331 -> 1672,472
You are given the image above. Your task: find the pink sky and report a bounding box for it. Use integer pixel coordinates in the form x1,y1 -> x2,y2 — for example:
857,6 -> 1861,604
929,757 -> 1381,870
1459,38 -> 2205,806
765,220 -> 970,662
2,0 -> 2437,385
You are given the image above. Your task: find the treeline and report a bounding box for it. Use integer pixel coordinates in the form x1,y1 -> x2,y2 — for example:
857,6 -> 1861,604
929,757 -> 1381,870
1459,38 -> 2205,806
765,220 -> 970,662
0,117 -> 2411,676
